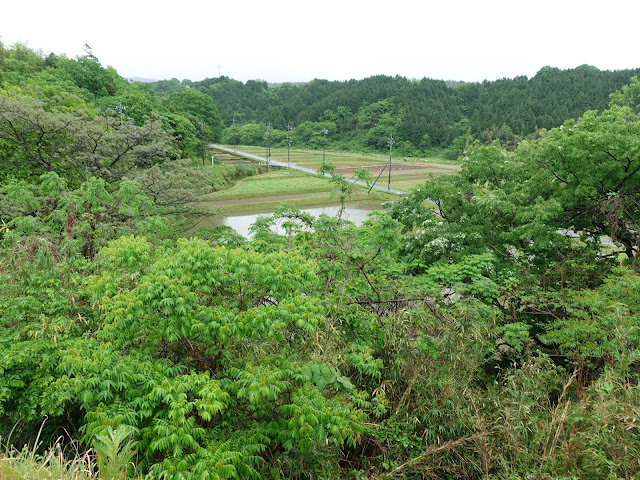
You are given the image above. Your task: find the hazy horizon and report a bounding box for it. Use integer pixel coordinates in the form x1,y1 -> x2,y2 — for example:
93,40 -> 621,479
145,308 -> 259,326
3,0 -> 639,85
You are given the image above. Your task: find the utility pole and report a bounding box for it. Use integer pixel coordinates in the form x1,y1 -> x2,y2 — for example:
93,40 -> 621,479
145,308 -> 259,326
387,132 -> 395,191
268,123 -> 272,163
365,132 -> 396,194
232,117 -> 237,152
200,118 -> 205,167
286,123 -> 293,167
321,128 -> 329,163
265,123 -> 272,171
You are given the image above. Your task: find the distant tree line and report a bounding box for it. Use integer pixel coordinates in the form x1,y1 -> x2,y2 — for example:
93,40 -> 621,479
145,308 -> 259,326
149,65 -> 640,156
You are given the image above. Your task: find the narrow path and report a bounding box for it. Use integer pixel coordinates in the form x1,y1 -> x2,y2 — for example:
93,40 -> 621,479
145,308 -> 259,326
211,145 -> 408,195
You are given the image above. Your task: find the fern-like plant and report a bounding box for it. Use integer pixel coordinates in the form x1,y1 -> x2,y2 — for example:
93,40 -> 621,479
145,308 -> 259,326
92,425 -> 137,480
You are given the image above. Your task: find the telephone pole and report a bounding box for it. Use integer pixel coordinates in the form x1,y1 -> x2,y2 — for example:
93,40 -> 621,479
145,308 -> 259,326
321,128 -> 329,163
200,118 -> 205,167
232,117 -> 237,152
387,132 -> 395,191
265,123 -> 272,171
286,123 -> 293,167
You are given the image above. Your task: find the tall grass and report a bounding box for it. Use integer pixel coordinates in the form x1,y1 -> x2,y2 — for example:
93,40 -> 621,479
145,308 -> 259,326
0,438 -> 95,480
1,422 -> 138,480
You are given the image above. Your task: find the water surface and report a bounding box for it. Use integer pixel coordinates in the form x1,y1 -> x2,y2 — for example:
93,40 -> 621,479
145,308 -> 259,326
223,203 -> 383,238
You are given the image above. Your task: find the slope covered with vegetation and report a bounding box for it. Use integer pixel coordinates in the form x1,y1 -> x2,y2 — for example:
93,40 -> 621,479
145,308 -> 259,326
1,42 -> 640,479
150,65 -> 640,157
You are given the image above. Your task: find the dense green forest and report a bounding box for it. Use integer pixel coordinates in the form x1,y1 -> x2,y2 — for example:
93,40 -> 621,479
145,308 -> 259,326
149,65 -> 640,156
1,42 -> 640,479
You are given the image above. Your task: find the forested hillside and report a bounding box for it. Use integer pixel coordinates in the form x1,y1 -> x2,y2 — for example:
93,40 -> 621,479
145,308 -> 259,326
0,42 -> 226,169
149,65 -> 640,155
1,42 -> 640,479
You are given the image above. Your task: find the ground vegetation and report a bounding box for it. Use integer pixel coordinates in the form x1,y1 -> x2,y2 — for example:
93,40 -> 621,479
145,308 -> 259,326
1,42 -> 640,479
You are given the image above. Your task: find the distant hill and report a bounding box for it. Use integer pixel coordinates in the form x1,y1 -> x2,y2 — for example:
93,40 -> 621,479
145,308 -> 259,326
146,66 -> 640,155
126,76 -> 158,83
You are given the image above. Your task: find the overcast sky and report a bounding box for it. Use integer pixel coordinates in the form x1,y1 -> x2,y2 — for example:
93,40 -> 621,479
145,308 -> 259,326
2,1 -> 639,84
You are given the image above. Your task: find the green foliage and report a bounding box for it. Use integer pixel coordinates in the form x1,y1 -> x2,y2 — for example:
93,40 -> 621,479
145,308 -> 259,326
54,55 -> 127,99
0,43 -> 228,166
520,103 -> 640,264
544,267 -> 640,369
0,228 -> 92,441
292,121 -> 336,149
316,160 -> 372,216
4,42 -> 640,480
0,173 -> 158,259
161,89 -> 224,143
0,88 -> 174,185
96,84 -> 158,126
92,425 -> 137,480
221,123 -> 265,146
34,237 -> 363,478
158,67 -> 640,156
609,76 -> 640,112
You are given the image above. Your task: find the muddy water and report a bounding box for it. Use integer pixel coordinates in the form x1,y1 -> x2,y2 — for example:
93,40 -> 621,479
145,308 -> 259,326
221,203 -> 384,238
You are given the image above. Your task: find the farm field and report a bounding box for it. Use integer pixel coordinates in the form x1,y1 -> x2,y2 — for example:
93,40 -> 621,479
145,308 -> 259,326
202,170 -> 334,202
200,169 -> 394,215
225,145 -> 461,168
214,146 -> 461,197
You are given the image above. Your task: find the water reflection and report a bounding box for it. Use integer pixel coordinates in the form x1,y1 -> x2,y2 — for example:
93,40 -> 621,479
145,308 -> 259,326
223,204 -> 382,238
